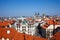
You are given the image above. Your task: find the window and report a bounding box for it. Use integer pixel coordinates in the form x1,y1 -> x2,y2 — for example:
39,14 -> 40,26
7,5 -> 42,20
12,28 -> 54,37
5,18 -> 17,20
22,26 -> 26,32
2,38 -> 5,40
28,26 -> 31,28
7,30 -> 10,34
6,38 -> 9,40
22,29 -> 26,32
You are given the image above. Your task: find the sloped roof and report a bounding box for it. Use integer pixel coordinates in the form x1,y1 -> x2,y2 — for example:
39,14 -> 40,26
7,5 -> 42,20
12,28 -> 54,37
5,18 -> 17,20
51,32 -> 60,40
41,19 -> 60,29
0,28 -> 48,40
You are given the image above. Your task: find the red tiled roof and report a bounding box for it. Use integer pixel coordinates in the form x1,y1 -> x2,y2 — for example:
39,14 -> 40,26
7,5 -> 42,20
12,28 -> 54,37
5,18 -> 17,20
42,24 -> 49,29
0,28 -> 48,40
45,19 -> 60,25
0,21 -> 10,27
3,21 -> 10,26
41,19 -> 60,29
51,32 -> 60,40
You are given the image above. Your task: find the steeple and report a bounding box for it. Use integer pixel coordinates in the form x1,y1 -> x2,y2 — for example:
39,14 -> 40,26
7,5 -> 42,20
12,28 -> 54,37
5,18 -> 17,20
38,12 -> 39,15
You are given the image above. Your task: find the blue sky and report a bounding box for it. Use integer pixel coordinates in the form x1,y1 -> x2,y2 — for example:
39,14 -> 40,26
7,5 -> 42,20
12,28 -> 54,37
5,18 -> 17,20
0,0 -> 60,16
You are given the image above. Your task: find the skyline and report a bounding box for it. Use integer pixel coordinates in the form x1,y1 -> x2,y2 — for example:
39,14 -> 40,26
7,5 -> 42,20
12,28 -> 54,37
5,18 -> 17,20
0,0 -> 60,16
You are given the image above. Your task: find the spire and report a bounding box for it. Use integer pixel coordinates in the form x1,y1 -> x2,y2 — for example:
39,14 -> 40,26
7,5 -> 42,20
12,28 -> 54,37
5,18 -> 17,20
35,12 -> 39,16
38,12 -> 39,15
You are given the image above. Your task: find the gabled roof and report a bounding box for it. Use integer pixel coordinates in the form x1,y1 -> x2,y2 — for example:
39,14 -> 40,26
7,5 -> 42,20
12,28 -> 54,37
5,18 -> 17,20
41,19 -> 60,29
45,19 -> 60,25
42,23 -> 49,29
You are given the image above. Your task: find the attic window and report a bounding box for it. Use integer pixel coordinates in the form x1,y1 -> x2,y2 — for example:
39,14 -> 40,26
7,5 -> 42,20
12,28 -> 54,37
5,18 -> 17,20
2,37 -> 5,40
7,30 -> 10,34
6,38 -> 9,40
